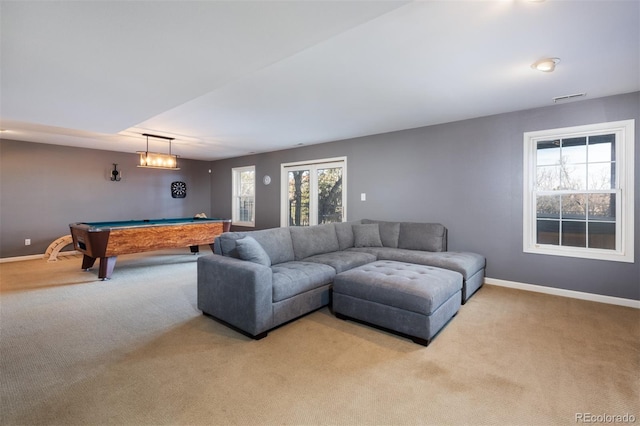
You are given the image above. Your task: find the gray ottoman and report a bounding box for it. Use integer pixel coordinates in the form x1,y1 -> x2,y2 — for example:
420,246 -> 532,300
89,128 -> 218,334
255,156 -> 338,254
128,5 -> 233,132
332,260 -> 462,346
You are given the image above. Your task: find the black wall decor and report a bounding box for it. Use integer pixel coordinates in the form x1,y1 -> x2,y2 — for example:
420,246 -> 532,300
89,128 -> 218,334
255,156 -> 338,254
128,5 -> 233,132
110,163 -> 122,181
171,181 -> 187,198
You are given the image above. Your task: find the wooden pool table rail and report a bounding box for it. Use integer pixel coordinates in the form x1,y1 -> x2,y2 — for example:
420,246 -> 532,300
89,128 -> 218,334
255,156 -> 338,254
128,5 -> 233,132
70,219 -> 231,280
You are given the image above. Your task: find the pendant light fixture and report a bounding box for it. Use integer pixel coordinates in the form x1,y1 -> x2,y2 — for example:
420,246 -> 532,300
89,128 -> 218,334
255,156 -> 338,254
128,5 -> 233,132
137,133 -> 180,170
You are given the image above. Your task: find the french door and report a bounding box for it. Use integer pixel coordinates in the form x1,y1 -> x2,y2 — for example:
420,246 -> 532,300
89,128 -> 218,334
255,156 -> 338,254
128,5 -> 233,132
280,157 -> 346,227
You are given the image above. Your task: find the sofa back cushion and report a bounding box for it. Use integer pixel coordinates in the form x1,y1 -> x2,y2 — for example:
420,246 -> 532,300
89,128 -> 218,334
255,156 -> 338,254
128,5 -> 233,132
398,222 -> 447,252
236,236 -> 271,267
215,227 -> 295,265
352,223 -> 383,248
334,220 -> 362,250
361,219 -> 400,248
290,223 -> 340,260
214,232 -> 245,257
249,228 -> 295,265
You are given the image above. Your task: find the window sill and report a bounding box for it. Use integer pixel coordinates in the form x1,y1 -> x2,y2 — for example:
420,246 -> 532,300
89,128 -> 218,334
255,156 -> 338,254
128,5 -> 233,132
232,222 -> 255,228
524,244 -> 634,263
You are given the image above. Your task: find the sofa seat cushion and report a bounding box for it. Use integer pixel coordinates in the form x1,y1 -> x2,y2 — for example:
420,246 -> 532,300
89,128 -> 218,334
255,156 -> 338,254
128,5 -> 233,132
271,262 -> 336,302
302,251 -> 377,274
367,249 -> 485,280
346,246 -> 399,259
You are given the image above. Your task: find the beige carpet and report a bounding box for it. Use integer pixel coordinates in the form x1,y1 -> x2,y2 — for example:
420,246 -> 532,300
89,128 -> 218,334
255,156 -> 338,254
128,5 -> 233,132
1,250 -> 638,425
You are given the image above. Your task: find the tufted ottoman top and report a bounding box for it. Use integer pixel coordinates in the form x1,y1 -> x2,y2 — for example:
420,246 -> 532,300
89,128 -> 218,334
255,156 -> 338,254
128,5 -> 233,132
333,260 -> 462,316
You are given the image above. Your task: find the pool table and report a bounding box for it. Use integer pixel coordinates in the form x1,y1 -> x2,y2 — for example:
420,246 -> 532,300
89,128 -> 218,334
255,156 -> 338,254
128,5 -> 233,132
69,217 -> 231,280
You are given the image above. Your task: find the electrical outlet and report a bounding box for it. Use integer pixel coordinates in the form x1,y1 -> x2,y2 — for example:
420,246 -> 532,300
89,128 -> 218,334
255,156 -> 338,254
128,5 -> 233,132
25,238 -> 31,246
361,193 -> 366,201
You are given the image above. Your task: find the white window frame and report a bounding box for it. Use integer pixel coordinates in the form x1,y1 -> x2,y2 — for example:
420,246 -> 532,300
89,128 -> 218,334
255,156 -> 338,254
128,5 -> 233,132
523,119 -> 634,263
232,165 -> 255,227
280,156 -> 347,227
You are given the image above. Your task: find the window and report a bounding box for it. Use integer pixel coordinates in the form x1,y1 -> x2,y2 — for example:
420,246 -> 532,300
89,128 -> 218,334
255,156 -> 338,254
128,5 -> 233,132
523,120 -> 634,262
232,166 -> 255,227
280,157 -> 346,226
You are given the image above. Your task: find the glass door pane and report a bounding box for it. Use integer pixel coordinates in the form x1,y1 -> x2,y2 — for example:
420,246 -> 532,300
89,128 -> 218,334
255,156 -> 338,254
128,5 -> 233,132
281,158 -> 347,227
317,167 -> 343,224
287,170 -> 310,226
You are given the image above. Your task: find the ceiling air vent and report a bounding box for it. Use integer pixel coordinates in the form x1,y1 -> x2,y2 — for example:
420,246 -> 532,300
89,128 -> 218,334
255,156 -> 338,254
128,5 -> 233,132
553,93 -> 586,103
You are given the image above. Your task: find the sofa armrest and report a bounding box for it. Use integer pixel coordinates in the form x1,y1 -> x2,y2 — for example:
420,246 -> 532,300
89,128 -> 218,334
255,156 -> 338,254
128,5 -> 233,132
197,254 -> 273,337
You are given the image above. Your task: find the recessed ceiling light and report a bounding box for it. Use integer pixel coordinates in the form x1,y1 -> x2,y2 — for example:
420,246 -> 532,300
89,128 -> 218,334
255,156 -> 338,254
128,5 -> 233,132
531,57 -> 560,72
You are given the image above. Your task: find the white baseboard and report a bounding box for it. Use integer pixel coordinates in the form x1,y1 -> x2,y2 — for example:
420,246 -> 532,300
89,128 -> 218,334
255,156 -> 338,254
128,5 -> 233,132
485,277 -> 640,309
0,251 -> 79,264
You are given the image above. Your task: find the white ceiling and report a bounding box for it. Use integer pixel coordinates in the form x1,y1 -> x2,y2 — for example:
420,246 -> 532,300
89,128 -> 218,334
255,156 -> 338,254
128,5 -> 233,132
1,1 -> 639,161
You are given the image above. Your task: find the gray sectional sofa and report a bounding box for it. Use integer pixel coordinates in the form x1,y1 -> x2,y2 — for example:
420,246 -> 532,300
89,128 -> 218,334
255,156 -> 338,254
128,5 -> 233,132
197,219 -> 485,343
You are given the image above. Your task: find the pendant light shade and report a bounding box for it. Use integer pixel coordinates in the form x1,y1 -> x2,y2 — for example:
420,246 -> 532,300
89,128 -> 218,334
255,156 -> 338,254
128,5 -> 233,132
137,133 -> 180,170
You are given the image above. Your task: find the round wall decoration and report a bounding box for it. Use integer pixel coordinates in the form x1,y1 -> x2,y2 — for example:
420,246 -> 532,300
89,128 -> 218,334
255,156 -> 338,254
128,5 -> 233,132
171,181 -> 187,198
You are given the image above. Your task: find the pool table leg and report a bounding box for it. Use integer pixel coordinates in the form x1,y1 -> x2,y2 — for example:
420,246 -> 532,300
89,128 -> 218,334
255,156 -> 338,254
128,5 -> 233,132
98,256 -> 117,280
190,244 -> 216,254
81,255 -> 97,270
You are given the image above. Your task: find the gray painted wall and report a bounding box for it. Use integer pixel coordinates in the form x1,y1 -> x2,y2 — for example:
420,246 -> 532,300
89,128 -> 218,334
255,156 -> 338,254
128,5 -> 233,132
0,140 -> 212,257
1,93 -> 637,300
209,92 -> 640,300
